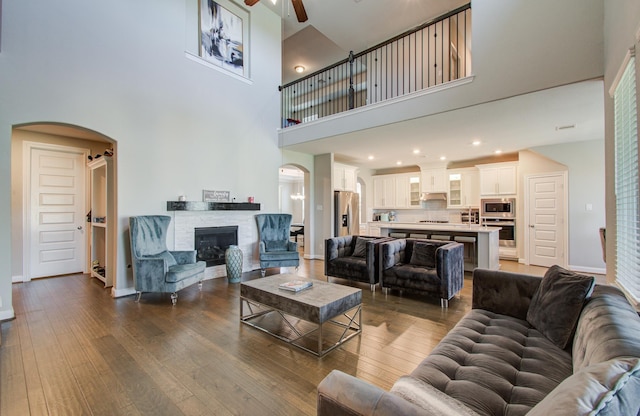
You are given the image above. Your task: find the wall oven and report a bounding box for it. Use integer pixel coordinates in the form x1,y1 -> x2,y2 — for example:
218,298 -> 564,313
481,198 -> 516,218
482,217 -> 516,247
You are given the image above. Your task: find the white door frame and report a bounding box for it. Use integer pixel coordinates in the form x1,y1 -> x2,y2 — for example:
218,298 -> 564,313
22,141 -> 90,281
523,171 -> 569,268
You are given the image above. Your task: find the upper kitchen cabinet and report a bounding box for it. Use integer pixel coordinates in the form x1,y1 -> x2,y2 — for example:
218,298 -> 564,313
334,163 -> 358,192
477,162 -> 518,196
448,168 -> 480,208
394,173 -> 421,208
421,168 -> 447,193
373,175 -> 395,208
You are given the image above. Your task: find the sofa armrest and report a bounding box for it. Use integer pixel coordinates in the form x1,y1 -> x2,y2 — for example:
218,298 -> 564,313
380,239 -> 407,271
317,370 -> 430,416
170,250 -> 196,265
472,268 -> 542,320
436,242 -> 464,300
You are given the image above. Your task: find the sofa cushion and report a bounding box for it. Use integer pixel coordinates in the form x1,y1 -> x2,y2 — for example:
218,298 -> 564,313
166,262 -> 205,283
527,358 -> 640,416
330,257 -> 367,280
352,236 -> 373,257
526,265 -> 595,350
409,242 -> 437,268
265,240 -> 289,252
409,309 -> 573,416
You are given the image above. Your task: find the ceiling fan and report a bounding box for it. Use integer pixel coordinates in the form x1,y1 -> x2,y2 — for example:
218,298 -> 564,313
244,0 -> 308,23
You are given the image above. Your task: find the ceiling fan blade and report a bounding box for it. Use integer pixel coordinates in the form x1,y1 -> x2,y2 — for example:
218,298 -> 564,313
291,0 -> 308,22
245,0 -> 260,6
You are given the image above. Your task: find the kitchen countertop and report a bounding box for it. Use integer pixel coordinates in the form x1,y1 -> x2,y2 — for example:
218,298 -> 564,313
369,222 -> 500,233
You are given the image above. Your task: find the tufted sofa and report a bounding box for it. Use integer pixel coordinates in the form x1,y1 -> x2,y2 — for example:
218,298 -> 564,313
325,235 -> 393,292
317,268 -> 640,416
379,238 -> 464,308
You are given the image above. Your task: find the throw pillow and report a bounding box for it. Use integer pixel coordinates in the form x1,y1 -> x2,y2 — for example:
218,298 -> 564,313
409,242 -> 437,268
527,358 -> 640,416
352,237 -> 373,257
526,265 -> 595,350
265,240 -> 288,252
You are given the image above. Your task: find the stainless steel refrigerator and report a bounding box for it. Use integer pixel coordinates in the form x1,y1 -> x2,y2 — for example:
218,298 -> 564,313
335,191 -> 360,236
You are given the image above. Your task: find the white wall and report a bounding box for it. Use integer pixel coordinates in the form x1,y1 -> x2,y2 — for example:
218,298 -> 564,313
603,0 -> 640,284
0,0 -> 281,318
522,141 -> 606,272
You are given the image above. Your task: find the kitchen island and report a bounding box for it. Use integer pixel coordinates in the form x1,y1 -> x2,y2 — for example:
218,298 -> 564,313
369,222 -> 501,271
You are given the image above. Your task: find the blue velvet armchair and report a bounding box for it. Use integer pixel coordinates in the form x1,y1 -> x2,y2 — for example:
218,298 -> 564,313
129,215 -> 206,304
255,213 -> 300,277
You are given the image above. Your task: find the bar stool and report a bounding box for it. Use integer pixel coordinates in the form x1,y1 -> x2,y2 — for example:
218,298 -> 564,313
389,232 -> 407,238
454,235 -> 476,268
409,233 -> 429,239
430,234 -> 451,241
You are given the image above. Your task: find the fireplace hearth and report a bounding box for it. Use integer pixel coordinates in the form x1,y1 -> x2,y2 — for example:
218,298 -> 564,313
195,226 -> 238,267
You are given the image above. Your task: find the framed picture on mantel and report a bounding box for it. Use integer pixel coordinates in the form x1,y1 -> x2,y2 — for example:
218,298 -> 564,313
203,190 -> 230,202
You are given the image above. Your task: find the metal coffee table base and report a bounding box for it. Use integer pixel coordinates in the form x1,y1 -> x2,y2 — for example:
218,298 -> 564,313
240,298 -> 362,357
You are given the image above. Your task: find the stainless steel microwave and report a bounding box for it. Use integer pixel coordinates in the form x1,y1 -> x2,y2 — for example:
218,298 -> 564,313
481,198 -> 515,218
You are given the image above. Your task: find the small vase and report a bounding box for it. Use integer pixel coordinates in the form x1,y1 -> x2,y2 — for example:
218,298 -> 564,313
225,245 -> 243,283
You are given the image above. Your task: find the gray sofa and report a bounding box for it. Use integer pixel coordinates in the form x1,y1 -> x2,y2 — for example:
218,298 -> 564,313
379,238 -> 464,308
325,235 -> 392,291
317,267 -> 640,416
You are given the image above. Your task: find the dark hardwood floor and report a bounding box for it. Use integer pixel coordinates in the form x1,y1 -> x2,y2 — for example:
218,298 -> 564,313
1,256 -> 550,416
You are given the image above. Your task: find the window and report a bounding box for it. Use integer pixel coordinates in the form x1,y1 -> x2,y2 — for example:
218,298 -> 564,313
614,50 -> 639,302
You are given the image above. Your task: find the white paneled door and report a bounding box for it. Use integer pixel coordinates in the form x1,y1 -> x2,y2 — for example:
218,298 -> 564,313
527,173 -> 567,268
28,146 -> 87,279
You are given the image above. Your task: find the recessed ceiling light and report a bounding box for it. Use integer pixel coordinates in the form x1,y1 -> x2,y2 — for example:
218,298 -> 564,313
367,155 -> 374,160
413,149 -> 420,155
472,140 -> 481,146
439,156 -> 446,161
396,161 -> 403,166
294,65 -> 305,73
270,0 -> 277,4
495,149 -> 503,154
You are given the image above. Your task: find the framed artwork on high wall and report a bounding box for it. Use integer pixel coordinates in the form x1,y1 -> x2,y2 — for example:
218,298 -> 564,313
199,0 -> 249,78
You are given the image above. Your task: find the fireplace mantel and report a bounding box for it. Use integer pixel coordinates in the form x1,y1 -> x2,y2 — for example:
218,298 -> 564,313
167,201 -> 261,211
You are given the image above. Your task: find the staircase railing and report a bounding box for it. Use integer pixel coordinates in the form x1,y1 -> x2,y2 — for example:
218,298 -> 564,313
279,3 -> 471,128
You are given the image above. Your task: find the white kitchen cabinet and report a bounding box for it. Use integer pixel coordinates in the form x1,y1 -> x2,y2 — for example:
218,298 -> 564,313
373,175 -> 395,208
88,156 -> 114,287
334,163 -> 358,192
421,168 -> 447,193
478,163 -> 517,196
368,223 -> 381,237
448,168 -> 480,208
374,173 -> 421,208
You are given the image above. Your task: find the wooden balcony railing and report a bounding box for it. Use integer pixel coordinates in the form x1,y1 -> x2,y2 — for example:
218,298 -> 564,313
280,4 -> 471,128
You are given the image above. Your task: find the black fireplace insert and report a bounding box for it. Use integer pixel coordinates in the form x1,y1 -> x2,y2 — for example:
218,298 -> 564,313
194,226 -> 238,267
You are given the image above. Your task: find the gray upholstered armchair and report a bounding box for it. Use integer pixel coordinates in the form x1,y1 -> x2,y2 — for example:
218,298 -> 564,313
379,238 -> 464,307
255,213 -> 300,277
129,215 -> 206,304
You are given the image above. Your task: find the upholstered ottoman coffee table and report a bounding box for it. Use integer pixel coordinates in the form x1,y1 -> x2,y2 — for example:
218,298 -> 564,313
240,274 -> 362,356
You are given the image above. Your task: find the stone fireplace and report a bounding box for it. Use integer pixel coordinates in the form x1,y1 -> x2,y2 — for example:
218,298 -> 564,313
194,226 -> 238,267
172,210 -> 259,279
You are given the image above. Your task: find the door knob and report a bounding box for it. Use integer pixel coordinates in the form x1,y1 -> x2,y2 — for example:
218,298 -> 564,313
77,226 -> 83,230
529,225 -> 534,228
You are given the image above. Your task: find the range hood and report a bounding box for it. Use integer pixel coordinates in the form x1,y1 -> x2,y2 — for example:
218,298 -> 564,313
420,192 -> 447,201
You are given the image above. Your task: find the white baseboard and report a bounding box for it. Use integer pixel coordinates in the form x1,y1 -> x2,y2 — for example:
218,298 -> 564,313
12,275 -> 24,283
0,308 -> 16,321
304,254 -> 324,260
569,265 -> 607,275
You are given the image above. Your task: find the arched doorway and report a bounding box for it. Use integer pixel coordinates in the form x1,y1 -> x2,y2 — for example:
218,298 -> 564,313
278,164 -> 310,258
11,123 -> 117,283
